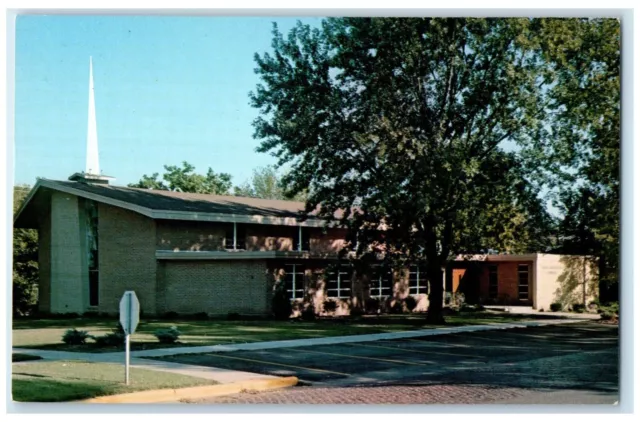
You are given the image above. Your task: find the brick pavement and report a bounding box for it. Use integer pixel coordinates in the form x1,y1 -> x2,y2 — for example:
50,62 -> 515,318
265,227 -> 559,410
190,384 -> 526,404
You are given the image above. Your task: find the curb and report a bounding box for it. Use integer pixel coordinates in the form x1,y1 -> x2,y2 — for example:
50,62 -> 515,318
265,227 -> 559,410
79,376 -> 299,404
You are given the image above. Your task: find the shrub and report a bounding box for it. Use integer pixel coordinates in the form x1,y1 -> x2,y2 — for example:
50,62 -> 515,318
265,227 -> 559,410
350,307 -> 364,317
300,306 -> 316,321
154,326 -> 181,344
272,282 -> 292,320
91,323 -> 126,347
227,312 -> 241,321
404,296 -> 418,312
603,302 -> 619,314
550,303 -> 562,312
93,332 -> 125,347
189,312 -> 209,320
323,300 -> 337,313
389,299 -> 404,314
600,311 -> 615,321
365,297 -> 380,314
62,329 -> 90,345
161,311 -> 179,320
572,303 -> 586,313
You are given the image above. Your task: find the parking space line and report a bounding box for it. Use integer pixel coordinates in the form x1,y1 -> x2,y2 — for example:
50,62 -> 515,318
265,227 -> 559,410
204,353 -> 350,376
357,342 -> 479,358
281,347 -> 432,367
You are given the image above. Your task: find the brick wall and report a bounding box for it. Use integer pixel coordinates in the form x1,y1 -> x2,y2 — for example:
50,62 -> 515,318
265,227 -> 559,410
159,260 -> 269,315
99,203 -> 157,315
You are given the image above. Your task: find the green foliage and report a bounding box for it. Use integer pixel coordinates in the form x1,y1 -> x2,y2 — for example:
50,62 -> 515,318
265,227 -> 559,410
161,311 -> 180,320
153,326 -> 181,344
61,329 -> 90,345
92,332 -> 124,347
550,303 -> 562,312
13,185 -> 39,317
234,165 -> 308,201
404,296 -> 418,312
527,19 -> 620,301
250,18 -> 556,323
323,300 -> 338,313
572,303 -> 586,313
599,311 -> 615,321
128,161 -> 233,195
365,297 -> 380,314
272,282 -> 293,320
300,306 -> 316,321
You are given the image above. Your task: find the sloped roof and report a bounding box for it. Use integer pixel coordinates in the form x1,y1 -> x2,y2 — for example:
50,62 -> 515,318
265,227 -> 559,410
14,179 -> 342,228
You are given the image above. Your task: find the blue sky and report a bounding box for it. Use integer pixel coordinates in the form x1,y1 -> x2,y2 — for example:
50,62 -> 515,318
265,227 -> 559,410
14,15 -> 324,188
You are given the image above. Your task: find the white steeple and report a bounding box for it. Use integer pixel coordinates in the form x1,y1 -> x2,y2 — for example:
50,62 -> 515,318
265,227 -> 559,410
69,57 -> 113,185
86,56 -> 100,175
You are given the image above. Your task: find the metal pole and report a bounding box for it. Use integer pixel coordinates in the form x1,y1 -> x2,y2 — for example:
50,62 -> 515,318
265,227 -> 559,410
125,293 -> 131,385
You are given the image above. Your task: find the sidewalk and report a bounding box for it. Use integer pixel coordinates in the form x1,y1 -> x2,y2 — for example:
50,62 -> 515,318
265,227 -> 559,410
13,318 -> 585,382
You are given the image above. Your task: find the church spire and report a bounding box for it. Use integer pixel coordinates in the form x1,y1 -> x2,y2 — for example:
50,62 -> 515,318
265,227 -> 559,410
86,56 -> 100,175
68,57 -> 113,185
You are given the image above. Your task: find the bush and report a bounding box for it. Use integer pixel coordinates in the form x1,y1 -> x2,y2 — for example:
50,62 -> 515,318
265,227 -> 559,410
572,303 -> 586,313
389,299 -> 404,314
350,307 -> 364,317
272,282 -> 292,320
93,332 -> 125,347
300,306 -> 316,321
190,312 -> 209,320
550,303 -> 562,312
323,300 -> 338,313
404,296 -> 418,312
153,326 -> 181,344
91,323 -> 126,347
600,311 -> 615,321
62,329 -> 90,345
365,297 -> 380,314
161,311 -> 179,320
227,312 -> 241,321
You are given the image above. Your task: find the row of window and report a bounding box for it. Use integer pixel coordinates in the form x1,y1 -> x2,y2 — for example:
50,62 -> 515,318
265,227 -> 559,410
224,224 -> 311,251
283,264 -> 429,300
488,264 -> 530,300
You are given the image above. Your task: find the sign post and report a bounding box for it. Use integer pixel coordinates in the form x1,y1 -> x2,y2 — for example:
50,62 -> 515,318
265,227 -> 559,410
119,291 -> 140,385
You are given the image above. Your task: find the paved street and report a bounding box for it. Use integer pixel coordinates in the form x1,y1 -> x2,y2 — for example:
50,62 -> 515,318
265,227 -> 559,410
155,322 -> 618,404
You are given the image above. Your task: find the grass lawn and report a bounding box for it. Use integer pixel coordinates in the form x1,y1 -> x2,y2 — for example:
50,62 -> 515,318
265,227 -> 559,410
13,311 -> 560,353
12,360 -> 217,402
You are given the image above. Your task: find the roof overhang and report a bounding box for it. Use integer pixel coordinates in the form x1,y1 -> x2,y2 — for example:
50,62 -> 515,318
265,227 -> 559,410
454,253 -> 538,262
155,250 -> 350,260
13,179 -> 331,229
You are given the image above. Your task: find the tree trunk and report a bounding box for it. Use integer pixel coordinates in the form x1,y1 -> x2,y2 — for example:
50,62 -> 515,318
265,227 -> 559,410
426,265 -> 446,324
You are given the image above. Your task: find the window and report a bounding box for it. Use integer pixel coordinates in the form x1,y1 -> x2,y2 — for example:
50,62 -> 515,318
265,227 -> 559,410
409,265 -> 428,295
284,264 -> 305,299
85,200 -> 99,306
294,226 -> 310,251
326,264 -> 352,298
225,223 -> 246,250
370,266 -> 393,298
518,264 -> 530,300
488,265 -> 498,299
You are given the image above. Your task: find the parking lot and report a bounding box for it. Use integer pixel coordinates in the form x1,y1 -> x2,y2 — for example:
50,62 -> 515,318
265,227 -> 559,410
152,322 -> 619,393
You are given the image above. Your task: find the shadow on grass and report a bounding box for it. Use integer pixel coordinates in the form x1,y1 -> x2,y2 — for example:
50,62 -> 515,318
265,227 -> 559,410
12,378 -> 117,402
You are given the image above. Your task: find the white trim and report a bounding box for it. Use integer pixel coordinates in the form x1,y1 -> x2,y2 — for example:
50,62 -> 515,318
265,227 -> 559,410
233,222 -> 237,250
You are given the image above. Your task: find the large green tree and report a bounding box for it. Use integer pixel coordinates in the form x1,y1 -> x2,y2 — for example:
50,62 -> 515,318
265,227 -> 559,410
529,18 -> 620,301
251,18 -> 553,322
129,161 -> 233,195
234,165 -> 308,201
13,184 -> 39,316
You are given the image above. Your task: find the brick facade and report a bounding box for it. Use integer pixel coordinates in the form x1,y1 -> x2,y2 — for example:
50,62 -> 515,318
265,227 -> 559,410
98,203 -> 157,315
158,260 -> 269,315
